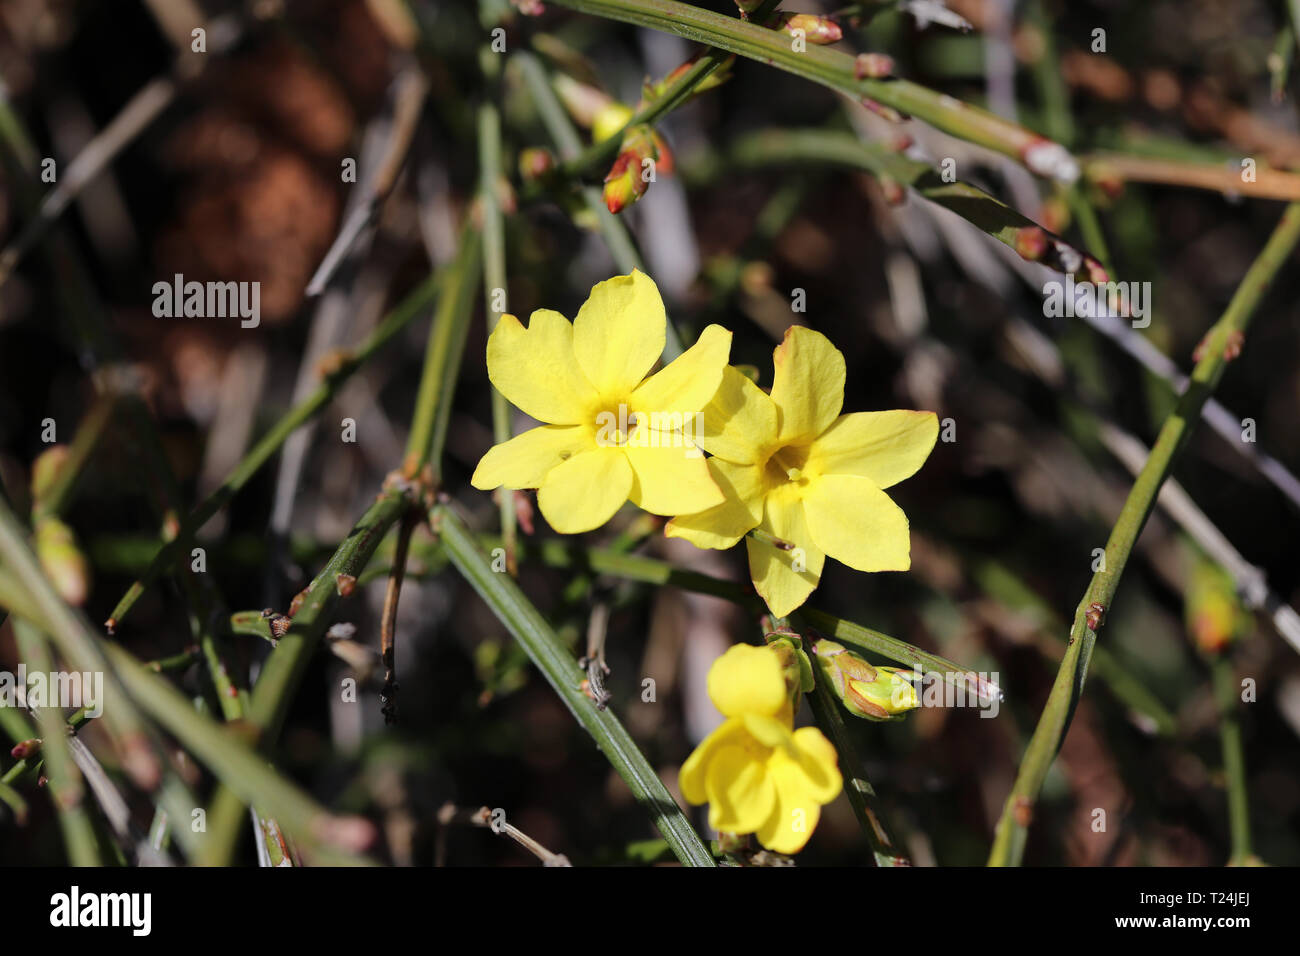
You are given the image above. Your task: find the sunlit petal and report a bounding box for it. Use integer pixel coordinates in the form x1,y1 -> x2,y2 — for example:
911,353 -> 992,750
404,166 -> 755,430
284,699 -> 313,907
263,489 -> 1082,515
707,644 -> 788,719
624,435 -> 723,515
802,474 -> 911,572
664,459 -> 764,550
697,366 -> 778,463
807,410 -> 938,488
536,446 -> 633,534
631,324 -> 731,414
471,424 -> 593,490
486,310 -> 599,424
572,270 -> 666,400
769,326 -> 845,443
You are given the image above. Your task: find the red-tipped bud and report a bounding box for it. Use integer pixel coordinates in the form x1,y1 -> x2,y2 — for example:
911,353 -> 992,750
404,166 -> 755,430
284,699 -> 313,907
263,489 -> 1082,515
1014,226 -> 1049,262
878,175 -> 906,206
11,739 -> 41,760
773,13 -> 842,45
855,53 -> 896,79
603,152 -> 646,214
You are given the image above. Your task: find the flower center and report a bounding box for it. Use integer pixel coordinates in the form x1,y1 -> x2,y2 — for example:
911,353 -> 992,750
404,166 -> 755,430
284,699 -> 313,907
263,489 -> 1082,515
594,404 -> 640,447
764,444 -> 811,487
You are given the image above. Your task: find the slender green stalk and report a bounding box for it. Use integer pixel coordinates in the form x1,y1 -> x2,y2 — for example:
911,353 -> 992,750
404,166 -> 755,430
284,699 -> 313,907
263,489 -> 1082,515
433,505 -> 715,866
547,0 -> 781,183
466,533 -> 995,697
0,499 -> 160,790
0,777 -> 26,824
988,202 -> 1300,867
12,619 -> 100,865
774,618 -> 909,866
1211,654 -> 1252,864
723,128 -> 1097,277
405,226 -> 482,478
516,51 -> 691,361
106,268 -> 445,630
97,642 -> 375,865
201,489 -> 408,864
546,0 -> 1079,181
31,393 -> 118,521
478,97 -> 519,574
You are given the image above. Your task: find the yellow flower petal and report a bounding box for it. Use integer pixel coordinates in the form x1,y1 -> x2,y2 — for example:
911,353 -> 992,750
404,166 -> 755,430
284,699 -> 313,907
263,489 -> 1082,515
631,324 -> 732,414
572,270 -> 666,400
624,436 -> 724,515
769,326 -> 845,444
745,488 -> 825,618
697,366 -> 778,463
756,749 -> 827,854
788,726 -> 843,803
471,425 -> 593,490
663,459 -> 764,550
706,743 -> 776,834
536,446 -> 633,533
741,713 -> 794,746
680,717 -> 747,806
802,473 -> 911,572
707,644 -> 788,719
486,310 -> 600,424
807,410 -> 938,488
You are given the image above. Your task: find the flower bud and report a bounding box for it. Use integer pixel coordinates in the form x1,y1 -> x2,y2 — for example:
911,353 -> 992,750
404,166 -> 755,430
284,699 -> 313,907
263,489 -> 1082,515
35,517 -> 90,606
812,639 -> 918,720
31,445 -> 69,507
854,53 -> 896,79
602,125 -> 659,213
10,739 -> 41,760
553,75 -> 616,129
518,147 -> 556,182
592,101 -> 635,145
773,13 -> 843,45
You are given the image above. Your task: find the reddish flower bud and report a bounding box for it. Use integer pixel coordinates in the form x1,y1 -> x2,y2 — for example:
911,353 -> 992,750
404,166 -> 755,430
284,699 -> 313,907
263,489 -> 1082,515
774,13 -> 842,45
855,53 -> 896,79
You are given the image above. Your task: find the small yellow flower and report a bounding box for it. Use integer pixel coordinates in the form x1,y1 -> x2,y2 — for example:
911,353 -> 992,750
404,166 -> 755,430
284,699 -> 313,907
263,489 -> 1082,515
472,270 -> 731,534
666,326 -> 938,617
680,644 -> 841,854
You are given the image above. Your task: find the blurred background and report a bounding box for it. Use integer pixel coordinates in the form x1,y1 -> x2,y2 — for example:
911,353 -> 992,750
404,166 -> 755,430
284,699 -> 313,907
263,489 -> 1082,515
1,0 -> 1299,865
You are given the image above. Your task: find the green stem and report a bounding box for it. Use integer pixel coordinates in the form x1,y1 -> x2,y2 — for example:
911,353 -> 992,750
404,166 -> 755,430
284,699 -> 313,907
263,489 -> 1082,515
547,0 -> 1078,180
405,225 -> 482,478
12,619 -> 100,865
1211,654 -> 1252,864
987,201 -> 1300,867
200,490 -> 408,864
546,0 -> 781,183
478,97 -> 519,574
106,268 -> 446,630
722,128 -> 1097,277
515,51 -> 687,361
778,617 -> 909,865
433,504 -> 715,866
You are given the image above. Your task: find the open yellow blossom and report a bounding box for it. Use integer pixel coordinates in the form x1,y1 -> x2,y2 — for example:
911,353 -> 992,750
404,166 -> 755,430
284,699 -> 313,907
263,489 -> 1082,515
680,644 -> 841,854
472,270 -> 731,534
666,326 -> 938,617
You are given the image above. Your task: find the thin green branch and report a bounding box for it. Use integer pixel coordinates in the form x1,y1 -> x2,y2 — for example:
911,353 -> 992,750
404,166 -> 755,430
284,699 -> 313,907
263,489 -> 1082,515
988,201 -> 1300,867
12,619 -> 100,865
478,97 -> 519,575
433,504 -> 715,866
106,268 -> 446,631
201,489 -> 408,864
546,0 -> 1079,181
1211,654 -> 1253,864
405,226 -> 482,478
721,128 -> 1099,277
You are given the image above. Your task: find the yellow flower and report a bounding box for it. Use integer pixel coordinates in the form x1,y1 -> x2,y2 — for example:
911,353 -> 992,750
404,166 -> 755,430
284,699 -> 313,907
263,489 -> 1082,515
472,270 -> 732,534
666,326 -> 938,617
680,644 -> 842,854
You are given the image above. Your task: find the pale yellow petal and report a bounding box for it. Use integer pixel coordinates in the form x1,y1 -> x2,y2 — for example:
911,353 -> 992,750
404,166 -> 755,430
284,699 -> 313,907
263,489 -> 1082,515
746,488 -> 824,619
664,459 -> 765,550
680,718 -> 747,806
706,744 -> 776,834
788,726 -> 843,803
697,365 -> 778,463
572,270 -> 666,399
802,473 -> 911,572
624,434 -> 723,516
535,446 -> 633,534
756,749 -> 828,854
769,326 -> 845,444
631,324 -> 732,414
807,410 -> 938,488
741,713 -> 794,747
707,644 -> 788,719
470,425 -> 593,490
486,310 -> 599,424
